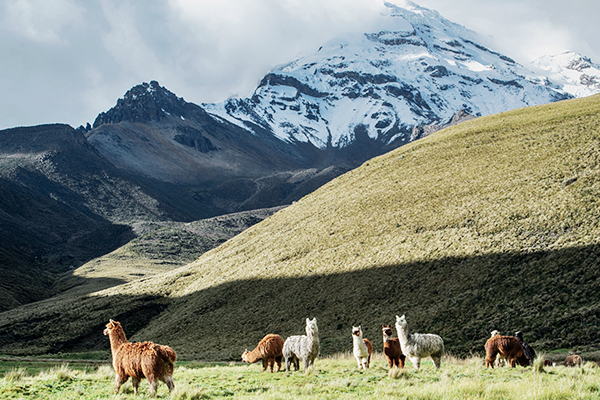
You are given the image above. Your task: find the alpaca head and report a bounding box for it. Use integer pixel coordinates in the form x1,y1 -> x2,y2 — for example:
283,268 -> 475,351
103,319 -> 121,336
490,330 -> 500,337
395,315 -> 407,330
515,331 -> 523,341
241,350 -> 250,363
305,317 -> 318,336
382,324 -> 394,340
352,326 -> 363,338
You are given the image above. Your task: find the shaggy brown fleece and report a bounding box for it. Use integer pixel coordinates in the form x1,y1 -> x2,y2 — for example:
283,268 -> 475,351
242,334 -> 285,372
104,319 -> 176,396
484,335 -> 528,368
565,354 -> 583,367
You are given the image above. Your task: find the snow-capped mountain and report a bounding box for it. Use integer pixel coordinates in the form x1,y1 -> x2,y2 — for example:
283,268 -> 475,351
530,51 -> 600,98
204,1 -> 570,150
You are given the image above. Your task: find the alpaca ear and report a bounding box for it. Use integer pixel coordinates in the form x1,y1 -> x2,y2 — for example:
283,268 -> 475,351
306,318 -> 310,324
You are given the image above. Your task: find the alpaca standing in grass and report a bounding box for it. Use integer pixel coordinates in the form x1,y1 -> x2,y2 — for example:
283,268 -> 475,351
103,319 -> 176,396
283,318 -> 320,371
484,335 -> 528,368
395,315 -> 444,370
382,324 -> 405,369
352,326 -> 373,370
242,334 -> 284,372
565,354 -> 583,367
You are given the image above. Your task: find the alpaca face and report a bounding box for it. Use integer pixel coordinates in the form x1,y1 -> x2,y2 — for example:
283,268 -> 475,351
352,326 -> 362,337
395,315 -> 407,329
382,325 -> 394,339
305,318 -> 318,335
103,319 -> 119,336
491,330 -> 500,337
241,350 -> 250,363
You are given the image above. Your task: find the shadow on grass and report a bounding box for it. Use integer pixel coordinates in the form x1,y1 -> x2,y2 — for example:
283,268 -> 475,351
0,243 -> 599,360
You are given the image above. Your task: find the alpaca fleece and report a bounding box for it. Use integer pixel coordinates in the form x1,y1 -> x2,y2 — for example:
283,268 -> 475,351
484,335 -> 528,368
242,334 -> 284,372
283,318 -> 319,371
395,315 -> 444,370
104,319 -> 176,396
352,326 -> 373,370
515,331 -> 536,366
382,324 -> 405,369
565,354 -> 583,367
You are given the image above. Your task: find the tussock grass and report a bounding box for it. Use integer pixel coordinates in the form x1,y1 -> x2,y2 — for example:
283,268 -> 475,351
2,95 -> 600,361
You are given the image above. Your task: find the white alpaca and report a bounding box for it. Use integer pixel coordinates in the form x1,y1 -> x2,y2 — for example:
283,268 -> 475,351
352,326 -> 373,370
395,315 -> 444,370
283,318 -> 320,371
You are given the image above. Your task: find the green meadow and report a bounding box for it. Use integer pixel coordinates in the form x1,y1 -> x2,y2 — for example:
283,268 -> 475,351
2,354 -> 599,399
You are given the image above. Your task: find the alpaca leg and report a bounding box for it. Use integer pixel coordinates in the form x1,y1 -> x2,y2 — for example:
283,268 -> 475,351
367,354 -> 371,369
148,378 -> 158,397
362,359 -> 368,370
410,356 -> 421,370
131,377 -> 140,395
355,356 -> 363,370
303,358 -> 309,371
275,356 -> 282,372
387,357 -> 394,369
294,356 -> 300,371
114,374 -> 128,394
432,356 -> 442,369
267,358 -> 274,373
399,354 -> 406,369
285,356 -> 291,371
160,375 -> 175,393
261,358 -> 268,372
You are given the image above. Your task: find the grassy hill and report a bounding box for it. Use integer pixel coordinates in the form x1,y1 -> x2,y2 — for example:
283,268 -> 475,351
1,94 -> 599,360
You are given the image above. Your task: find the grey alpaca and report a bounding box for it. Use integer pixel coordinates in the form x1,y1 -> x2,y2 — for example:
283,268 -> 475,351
395,314 -> 444,370
283,318 -> 320,371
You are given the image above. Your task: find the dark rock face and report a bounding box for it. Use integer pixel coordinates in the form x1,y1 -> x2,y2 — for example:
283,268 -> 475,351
93,81 -> 210,127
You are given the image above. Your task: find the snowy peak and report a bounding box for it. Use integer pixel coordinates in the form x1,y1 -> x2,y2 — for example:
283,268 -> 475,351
93,81 -> 207,128
204,1 -> 569,150
531,51 -> 600,98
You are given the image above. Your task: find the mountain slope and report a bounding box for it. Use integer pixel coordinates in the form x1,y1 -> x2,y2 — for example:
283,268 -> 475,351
531,51 -> 600,98
205,1 -> 569,151
1,94 -> 599,358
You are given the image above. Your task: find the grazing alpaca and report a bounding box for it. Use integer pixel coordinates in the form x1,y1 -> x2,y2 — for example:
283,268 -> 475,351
484,335 -> 528,368
565,354 -> 583,367
489,331 -> 506,367
382,324 -> 405,369
515,331 -> 536,366
241,334 -> 284,372
283,318 -> 320,371
395,315 -> 444,370
352,326 -> 373,370
103,319 -> 176,396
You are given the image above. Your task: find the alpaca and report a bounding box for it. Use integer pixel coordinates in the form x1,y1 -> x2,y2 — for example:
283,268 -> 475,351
565,354 -> 583,367
103,319 -> 176,396
395,315 -> 444,370
490,331 -> 506,367
241,334 -> 284,372
382,324 -> 405,368
515,331 -> 536,366
283,318 -> 320,371
352,326 -> 373,370
484,335 -> 528,368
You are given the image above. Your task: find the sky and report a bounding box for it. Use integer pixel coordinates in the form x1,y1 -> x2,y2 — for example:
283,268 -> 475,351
1,0 -> 598,131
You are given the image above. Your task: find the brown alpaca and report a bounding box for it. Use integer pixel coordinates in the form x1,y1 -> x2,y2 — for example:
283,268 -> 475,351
565,354 -> 583,367
382,324 -> 405,368
241,334 -> 285,372
484,335 -> 528,368
103,319 -> 176,396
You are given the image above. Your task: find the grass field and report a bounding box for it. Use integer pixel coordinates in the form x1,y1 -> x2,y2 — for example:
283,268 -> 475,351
1,353 -> 599,399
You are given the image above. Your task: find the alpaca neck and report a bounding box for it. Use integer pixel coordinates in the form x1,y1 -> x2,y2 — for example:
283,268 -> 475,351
108,328 -> 128,354
353,335 -> 365,350
396,323 -> 411,348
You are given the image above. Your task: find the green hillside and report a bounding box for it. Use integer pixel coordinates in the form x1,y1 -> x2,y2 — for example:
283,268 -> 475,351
1,94 -> 599,360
